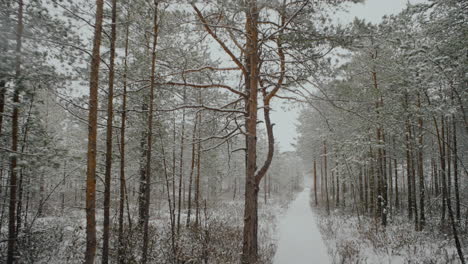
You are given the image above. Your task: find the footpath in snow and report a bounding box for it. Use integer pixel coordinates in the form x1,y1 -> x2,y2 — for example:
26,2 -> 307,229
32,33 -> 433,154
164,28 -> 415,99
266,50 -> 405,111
273,188 -> 330,264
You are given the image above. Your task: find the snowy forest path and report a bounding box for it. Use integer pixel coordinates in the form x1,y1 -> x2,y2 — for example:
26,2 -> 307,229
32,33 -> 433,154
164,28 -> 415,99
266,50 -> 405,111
273,188 -> 330,264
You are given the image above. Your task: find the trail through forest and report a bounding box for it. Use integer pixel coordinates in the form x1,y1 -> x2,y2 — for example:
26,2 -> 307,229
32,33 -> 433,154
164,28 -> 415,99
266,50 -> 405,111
273,188 -> 330,264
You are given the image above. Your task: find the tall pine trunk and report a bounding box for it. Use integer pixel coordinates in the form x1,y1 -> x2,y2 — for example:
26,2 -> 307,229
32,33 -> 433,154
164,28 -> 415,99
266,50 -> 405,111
102,0 -> 117,261
84,0 -> 104,262
142,2 -> 159,263
118,12 -> 130,264
7,1 -> 23,262
242,2 -> 260,261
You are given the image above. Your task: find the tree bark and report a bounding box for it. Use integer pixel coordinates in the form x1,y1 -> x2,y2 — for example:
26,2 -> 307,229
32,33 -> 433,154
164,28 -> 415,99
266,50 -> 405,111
186,114 -> 198,226
7,0 -> 23,261
324,142 -> 330,215
241,2 -> 260,262
405,115 -> 413,220
314,159 -> 318,206
142,2 -> 159,263
335,163 -> 339,208
102,0 -> 117,262
84,0 -> 104,262
452,116 -> 460,222
177,88 -> 187,234
195,98 -> 202,227
434,116 -> 447,222
417,94 -> 425,230
0,80 -> 5,137
118,12 -> 130,264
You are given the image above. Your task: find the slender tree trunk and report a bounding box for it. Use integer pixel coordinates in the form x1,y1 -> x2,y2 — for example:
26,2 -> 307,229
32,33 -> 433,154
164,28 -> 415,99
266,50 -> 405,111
102,0 -> 117,262
382,132 -> 388,226
186,114 -> 198,226
434,116 -> 447,222
452,116 -> 460,222
177,88 -> 186,234
324,142 -> 330,215
0,79 -> 5,136
264,172 -> 267,204
84,0 -> 104,262
159,128 -> 176,258
432,158 -> 436,196
406,118 -> 413,220
320,159 -> 324,202
332,167 -> 335,206
417,94 -> 425,231
369,148 -> 375,217
142,3 -> 159,263
314,159 -> 318,206
393,136 -> 399,211
118,15 -> 130,264
138,106 -> 148,225
364,164 -> 369,213
410,127 -> 418,230
388,154 -> 393,218
16,91 -> 35,234
446,118 -> 451,215
195,105 -> 202,227
336,164 -> 339,208
447,183 -> 465,264
0,0 -> 8,137
171,116 -> 176,230
359,165 -> 364,210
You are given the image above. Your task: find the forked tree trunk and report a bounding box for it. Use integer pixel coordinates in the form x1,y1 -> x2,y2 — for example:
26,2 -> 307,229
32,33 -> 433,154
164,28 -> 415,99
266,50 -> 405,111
84,0 -> 104,262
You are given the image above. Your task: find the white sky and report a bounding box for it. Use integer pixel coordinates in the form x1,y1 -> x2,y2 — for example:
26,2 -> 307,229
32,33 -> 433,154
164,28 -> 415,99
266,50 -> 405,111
273,0 -> 427,152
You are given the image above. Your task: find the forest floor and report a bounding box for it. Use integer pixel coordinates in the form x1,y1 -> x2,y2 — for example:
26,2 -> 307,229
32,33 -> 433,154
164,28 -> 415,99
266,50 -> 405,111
273,188 -> 330,264
0,192 -> 296,263
313,205 -> 467,264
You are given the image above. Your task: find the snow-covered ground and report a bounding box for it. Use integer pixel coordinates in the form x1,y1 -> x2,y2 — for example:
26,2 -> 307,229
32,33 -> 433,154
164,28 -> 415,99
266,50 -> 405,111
314,210 -> 465,264
273,188 -> 330,264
